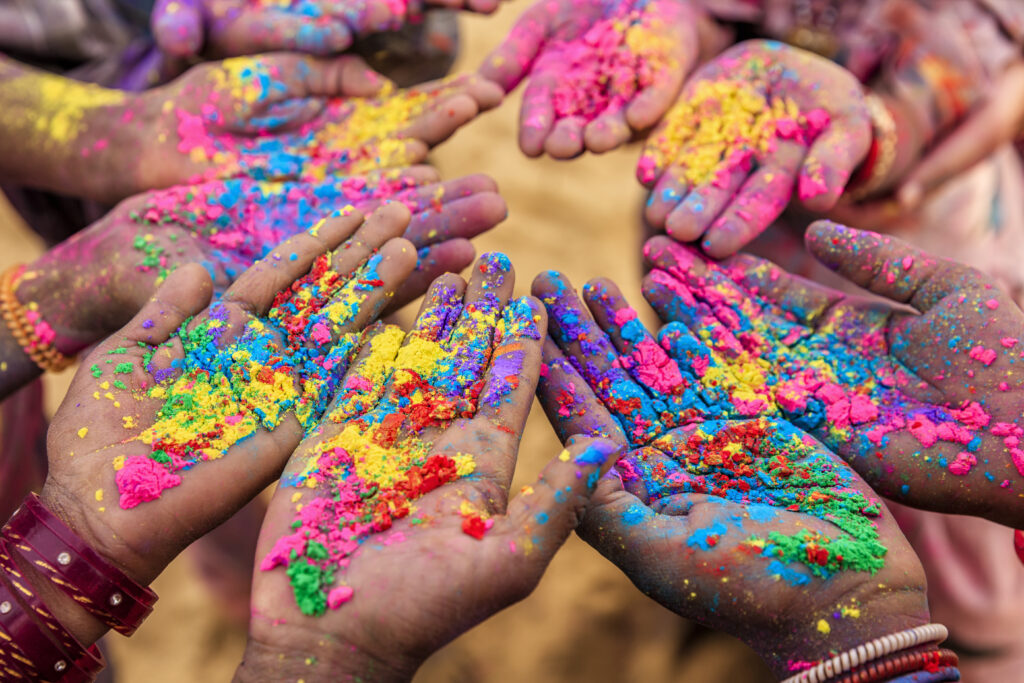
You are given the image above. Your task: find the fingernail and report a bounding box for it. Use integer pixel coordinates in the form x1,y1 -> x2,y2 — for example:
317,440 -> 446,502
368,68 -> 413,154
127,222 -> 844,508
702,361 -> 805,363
573,439 -> 620,467
898,183 -> 922,210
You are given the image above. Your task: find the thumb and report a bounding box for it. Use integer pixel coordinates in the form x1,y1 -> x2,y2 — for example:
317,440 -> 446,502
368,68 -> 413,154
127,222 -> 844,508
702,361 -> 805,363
112,263 -> 214,345
500,437 -> 622,566
152,0 -> 204,57
805,219 -> 978,312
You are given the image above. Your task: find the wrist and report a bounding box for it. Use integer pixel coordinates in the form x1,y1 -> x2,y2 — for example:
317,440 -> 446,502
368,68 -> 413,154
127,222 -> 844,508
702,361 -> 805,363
236,633 -> 418,683
756,583 -> 929,678
15,261 -> 98,357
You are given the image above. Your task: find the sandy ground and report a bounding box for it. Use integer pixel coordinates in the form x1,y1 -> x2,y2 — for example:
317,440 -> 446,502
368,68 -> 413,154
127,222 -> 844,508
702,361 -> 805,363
0,5 -> 774,680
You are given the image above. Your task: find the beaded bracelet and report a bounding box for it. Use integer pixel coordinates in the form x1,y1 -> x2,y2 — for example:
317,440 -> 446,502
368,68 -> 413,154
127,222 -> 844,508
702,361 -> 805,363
0,265 -> 74,373
780,623 -> 949,683
0,539 -> 104,682
3,494 -> 157,636
833,648 -> 958,683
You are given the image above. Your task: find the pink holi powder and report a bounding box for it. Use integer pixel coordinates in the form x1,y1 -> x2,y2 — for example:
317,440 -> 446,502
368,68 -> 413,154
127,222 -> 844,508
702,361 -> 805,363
948,452 -> 977,476
1001,338 -> 1019,348
968,345 -> 997,366
621,338 -> 683,393
986,299 -> 1000,310
908,415 -> 937,448
116,455 -> 183,509
327,585 -> 355,609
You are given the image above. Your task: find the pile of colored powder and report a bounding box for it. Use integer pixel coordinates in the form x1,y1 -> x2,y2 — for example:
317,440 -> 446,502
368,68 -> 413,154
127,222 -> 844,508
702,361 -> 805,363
542,5 -> 673,122
260,255 -> 541,615
642,419 -> 886,577
108,223 -> 391,509
127,172 -> 429,280
177,57 -> 447,183
642,241 -> 1022,489
638,71 -> 829,186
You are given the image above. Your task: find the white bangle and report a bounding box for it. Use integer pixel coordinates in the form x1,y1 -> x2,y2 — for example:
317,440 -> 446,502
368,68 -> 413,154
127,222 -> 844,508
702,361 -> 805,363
779,623 -> 948,683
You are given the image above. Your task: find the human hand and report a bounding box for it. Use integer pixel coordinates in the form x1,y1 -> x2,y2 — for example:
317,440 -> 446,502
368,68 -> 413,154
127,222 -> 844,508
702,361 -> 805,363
480,0 -> 699,157
40,205 -> 417,607
640,39 -> 870,258
532,270 -> 927,677
98,54 -> 501,201
241,255 -> 618,682
16,168 -> 506,360
642,221 -> 1024,528
152,0 -> 502,60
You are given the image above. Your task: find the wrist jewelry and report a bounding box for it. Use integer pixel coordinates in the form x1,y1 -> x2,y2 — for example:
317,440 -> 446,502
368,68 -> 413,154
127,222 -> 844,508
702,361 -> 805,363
846,93 -> 898,202
833,648 -> 958,683
779,623 -> 949,683
0,265 -> 74,373
3,494 -> 157,637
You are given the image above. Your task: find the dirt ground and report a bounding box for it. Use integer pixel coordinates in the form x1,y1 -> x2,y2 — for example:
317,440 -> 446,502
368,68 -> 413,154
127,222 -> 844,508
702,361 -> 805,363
0,5 -> 774,680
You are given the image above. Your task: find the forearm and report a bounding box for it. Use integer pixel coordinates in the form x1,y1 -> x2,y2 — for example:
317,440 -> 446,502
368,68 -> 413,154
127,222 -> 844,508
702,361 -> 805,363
0,56 -> 142,203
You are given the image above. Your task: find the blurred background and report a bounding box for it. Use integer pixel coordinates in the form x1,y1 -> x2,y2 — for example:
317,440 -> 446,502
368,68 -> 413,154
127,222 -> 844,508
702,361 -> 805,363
0,5 -> 775,681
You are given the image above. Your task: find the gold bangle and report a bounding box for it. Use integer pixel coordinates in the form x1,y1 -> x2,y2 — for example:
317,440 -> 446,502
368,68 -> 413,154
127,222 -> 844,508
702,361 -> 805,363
0,265 -> 74,373
847,93 -> 897,202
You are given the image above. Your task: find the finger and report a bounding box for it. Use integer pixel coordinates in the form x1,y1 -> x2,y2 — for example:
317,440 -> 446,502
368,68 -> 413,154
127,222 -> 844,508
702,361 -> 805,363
391,174 -> 496,218
624,5 -> 695,131
326,202 -> 412,279
323,322 -> 404,421
478,5 -> 549,92
702,139 -> 804,259
533,271 -> 664,445
221,208 -> 364,317
538,338 -> 627,443
582,278 -> 707,421
115,264 -> 214,345
152,0 -> 203,57
799,112 -> 872,212
409,273 -> 467,342
665,163 -> 749,244
805,220 -> 978,312
519,72 -> 558,157
644,171 -> 690,229
211,12 -> 355,57
400,94 -> 483,147
402,190 -> 507,247
544,116 -> 588,159
321,237 -> 418,334
442,252 -> 516,390
501,437 -> 622,565
727,252 -> 843,329
384,239 -> 476,314
238,97 -> 325,134
584,109 -> 632,154
897,62 -> 1024,210
457,297 -> 546,489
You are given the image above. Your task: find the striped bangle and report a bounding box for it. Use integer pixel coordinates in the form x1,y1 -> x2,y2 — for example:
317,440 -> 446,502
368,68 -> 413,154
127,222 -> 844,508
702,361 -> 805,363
833,648 -> 958,683
780,623 -> 949,683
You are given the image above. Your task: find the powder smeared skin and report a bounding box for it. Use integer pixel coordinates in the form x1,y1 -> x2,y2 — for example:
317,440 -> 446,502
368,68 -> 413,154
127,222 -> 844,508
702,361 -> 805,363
262,258 -> 541,615
175,58 -> 446,183
639,76 -> 829,187
641,229 -> 1024,514
542,277 -> 887,577
112,240 -> 390,509
540,3 -> 675,123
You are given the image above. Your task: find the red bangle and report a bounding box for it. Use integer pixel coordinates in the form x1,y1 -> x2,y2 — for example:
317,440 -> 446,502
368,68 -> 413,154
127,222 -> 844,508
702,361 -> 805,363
3,494 -> 157,636
1013,529 -> 1024,565
833,648 -> 958,683
0,539 -> 104,682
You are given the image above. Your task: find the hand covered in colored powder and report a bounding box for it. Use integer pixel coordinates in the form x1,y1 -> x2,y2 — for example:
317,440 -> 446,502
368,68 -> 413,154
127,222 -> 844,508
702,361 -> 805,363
152,0 -> 501,60
532,270 -> 927,677
41,205 -> 418,590
243,256 -> 619,681
480,0 -> 700,157
642,222 -> 1024,528
640,40 -> 870,258
104,54 -> 501,200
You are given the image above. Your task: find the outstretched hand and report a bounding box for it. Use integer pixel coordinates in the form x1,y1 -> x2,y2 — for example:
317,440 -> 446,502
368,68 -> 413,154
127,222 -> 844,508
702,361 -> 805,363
152,0 -> 503,60
242,256 -> 618,682
642,221 -> 1024,528
42,205 -> 416,602
532,270 -> 927,676
481,0 -> 699,158
640,40 -> 869,258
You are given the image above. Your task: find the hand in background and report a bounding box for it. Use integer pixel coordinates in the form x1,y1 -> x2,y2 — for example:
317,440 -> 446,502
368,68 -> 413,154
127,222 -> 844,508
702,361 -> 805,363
640,40 -> 869,258
481,0 -> 699,158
